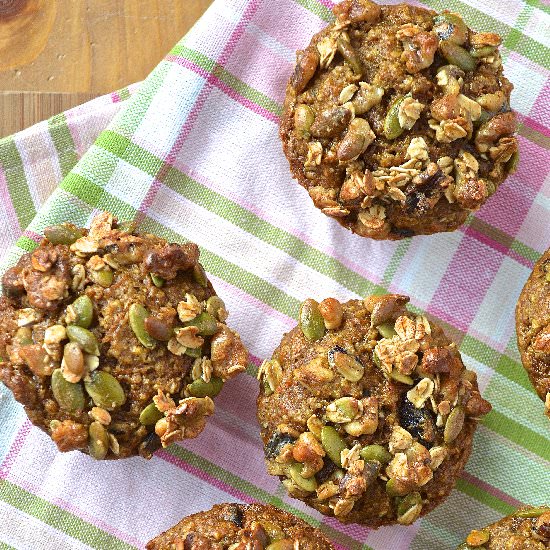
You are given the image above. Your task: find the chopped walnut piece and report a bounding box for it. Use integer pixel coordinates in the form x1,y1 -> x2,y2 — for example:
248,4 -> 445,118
396,24 -> 438,73
177,294 -> 202,322
398,97 -> 424,130
304,142 -> 323,170
352,82 -> 384,114
209,324 -> 248,380
51,420 -> 88,452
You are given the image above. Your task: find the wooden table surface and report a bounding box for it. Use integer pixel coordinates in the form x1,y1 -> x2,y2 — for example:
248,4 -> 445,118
0,0 -> 213,139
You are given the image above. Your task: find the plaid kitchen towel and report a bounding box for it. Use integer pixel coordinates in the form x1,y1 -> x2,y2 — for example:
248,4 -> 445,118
0,0 -> 549,549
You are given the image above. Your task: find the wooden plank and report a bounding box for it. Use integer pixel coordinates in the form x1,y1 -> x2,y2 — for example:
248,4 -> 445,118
0,0 -> 212,137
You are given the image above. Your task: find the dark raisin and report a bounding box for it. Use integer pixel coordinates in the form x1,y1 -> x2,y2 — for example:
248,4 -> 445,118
398,395 -> 437,448
264,432 -> 296,459
316,456 -> 337,483
139,432 -> 161,459
393,228 -> 415,238
224,504 -> 244,528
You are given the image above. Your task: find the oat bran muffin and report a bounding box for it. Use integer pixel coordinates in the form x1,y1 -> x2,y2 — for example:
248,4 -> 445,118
146,502 -> 334,549
0,212 -> 248,459
257,295 -> 491,527
516,247 -> 550,418
456,506 -> 550,549
280,0 -> 518,239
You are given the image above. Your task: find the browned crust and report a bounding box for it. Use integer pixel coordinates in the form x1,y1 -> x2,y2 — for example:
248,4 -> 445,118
257,297 -> 489,527
0,214 -> 248,459
280,2 -> 517,240
146,503 -> 334,549
516,247 -> 550,416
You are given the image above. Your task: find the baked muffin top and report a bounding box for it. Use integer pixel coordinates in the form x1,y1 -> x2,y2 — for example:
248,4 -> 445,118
257,295 -> 491,526
0,212 -> 248,459
280,0 -> 518,239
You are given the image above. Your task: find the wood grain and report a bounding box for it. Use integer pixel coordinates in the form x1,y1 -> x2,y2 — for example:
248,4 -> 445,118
0,0 -> 212,138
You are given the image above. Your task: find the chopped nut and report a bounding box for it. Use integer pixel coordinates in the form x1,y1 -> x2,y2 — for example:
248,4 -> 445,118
317,33 -> 339,69
258,358 -> 283,393
89,406 -> 111,425
153,389 -> 176,412
436,65 -> 464,95
407,378 -> 435,408
389,426 -> 413,453
318,298 -> 344,330
352,82 -> 384,114
306,415 -> 324,438
339,83 -> 359,104
457,94 -> 482,122
70,236 -> 98,256
398,97 -> 424,130
405,137 -> 429,162
16,308 -> 41,327
429,446 -> 447,470
44,325 -> 66,345
304,142 -> 323,169
177,294 -> 202,322
174,326 -> 204,349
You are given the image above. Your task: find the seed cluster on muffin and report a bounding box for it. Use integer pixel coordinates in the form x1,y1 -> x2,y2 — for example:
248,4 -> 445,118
516,247 -> 550,418
280,0 -> 518,239
456,506 -> 550,550
146,503 -> 334,549
0,212 -> 248,459
257,295 -> 491,526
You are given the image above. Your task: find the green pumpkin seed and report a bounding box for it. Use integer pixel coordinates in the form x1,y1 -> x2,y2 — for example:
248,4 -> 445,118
389,371 -> 414,385
456,545 -> 476,550
514,506 -> 549,518
471,45 -> 497,58
66,325 -> 99,355
139,402 -> 164,426
386,478 -> 409,497
294,104 -> 315,138
88,421 -> 109,460
506,150 -> 519,174
184,312 -> 218,336
440,41 -> 476,71
90,268 -> 114,288
397,492 -> 422,517
360,444 -> 392,464
433,13 -> 468,44
44,224 -> 83,245
266,540 -> 294,550
259,520 -> 286,542
185,347 -> 202,358
69,295 -> 93,328
193,264 -> 208,287
320,426 -> 347,467
205,296 -> 226,320
377,322 -> 397,339
51,368 -> 85,412
116,220 -> 136,233
14,327 -> 33,346
299,299 -> 326,341
397,492 -> 423,525
288,463 -> 318,493
444,406 -> 465,443
186,377 -> 224,398
84,371 -> 126,410
466,529 -> 490,547
384,95 -> 406,140
150,273 -> 165,287
129,303 -> 156,348
328,346 -> 364,382
337,33 -> 362,74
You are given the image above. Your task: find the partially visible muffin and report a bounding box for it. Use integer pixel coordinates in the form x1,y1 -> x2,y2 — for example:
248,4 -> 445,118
516,247 -> 550,417
257,295 -> 491,527
456,506 -> 550,549
0,212 -> 248,459
146,502 -> 334,549
280,0 -> 518,239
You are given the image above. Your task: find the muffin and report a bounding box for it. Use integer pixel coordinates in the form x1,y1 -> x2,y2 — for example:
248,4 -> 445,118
146,502 -> 334,549
456,506 -> 550,549
516,247 -> 550,417
0,212 -> 248,459
257,295 -> 491,527
280,0 -> 518,239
